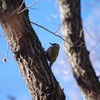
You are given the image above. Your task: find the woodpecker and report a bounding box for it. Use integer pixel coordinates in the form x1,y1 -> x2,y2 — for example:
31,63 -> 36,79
46,43 -> 60,67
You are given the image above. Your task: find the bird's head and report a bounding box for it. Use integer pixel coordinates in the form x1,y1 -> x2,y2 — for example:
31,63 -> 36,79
49,43 -> 60,49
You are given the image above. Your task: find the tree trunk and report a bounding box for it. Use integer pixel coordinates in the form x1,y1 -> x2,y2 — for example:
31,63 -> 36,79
0,0 -> 65,100
58,0 -> 100,100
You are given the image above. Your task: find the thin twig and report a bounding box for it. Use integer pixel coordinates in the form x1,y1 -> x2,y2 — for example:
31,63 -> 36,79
11,0 -> 40,16
5,42 -> 9,58
54,24 -> 61,33
31,21 -> 65,41
17,0 -> 26,13
28,8 -> 39,10
11,0 -> 26,15
18,0 -> 40,14
2,42 -> 9,63
31,21 -> 84,48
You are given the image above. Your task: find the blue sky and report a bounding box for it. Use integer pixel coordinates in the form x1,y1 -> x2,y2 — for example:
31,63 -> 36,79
0,0 -> 100,100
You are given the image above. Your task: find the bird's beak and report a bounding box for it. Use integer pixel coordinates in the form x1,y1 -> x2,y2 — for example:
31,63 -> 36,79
49,43 -> 53,45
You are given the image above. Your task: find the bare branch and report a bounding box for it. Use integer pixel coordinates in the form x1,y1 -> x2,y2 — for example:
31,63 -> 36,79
31,21 -> 84,47
17,0 -> 26,13
11,0 -> 40,15
18,0 -> 41,14
2,42 -> 9,63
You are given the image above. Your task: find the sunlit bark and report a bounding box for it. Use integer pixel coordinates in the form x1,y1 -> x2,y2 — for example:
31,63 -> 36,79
58,0 -> 100,100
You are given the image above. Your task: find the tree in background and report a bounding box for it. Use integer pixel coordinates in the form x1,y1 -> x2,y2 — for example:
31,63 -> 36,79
58,0 -> 100,100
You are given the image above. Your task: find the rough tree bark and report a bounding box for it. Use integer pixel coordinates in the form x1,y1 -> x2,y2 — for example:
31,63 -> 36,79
0,0 -> 65,100
58,0 -> 100,100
